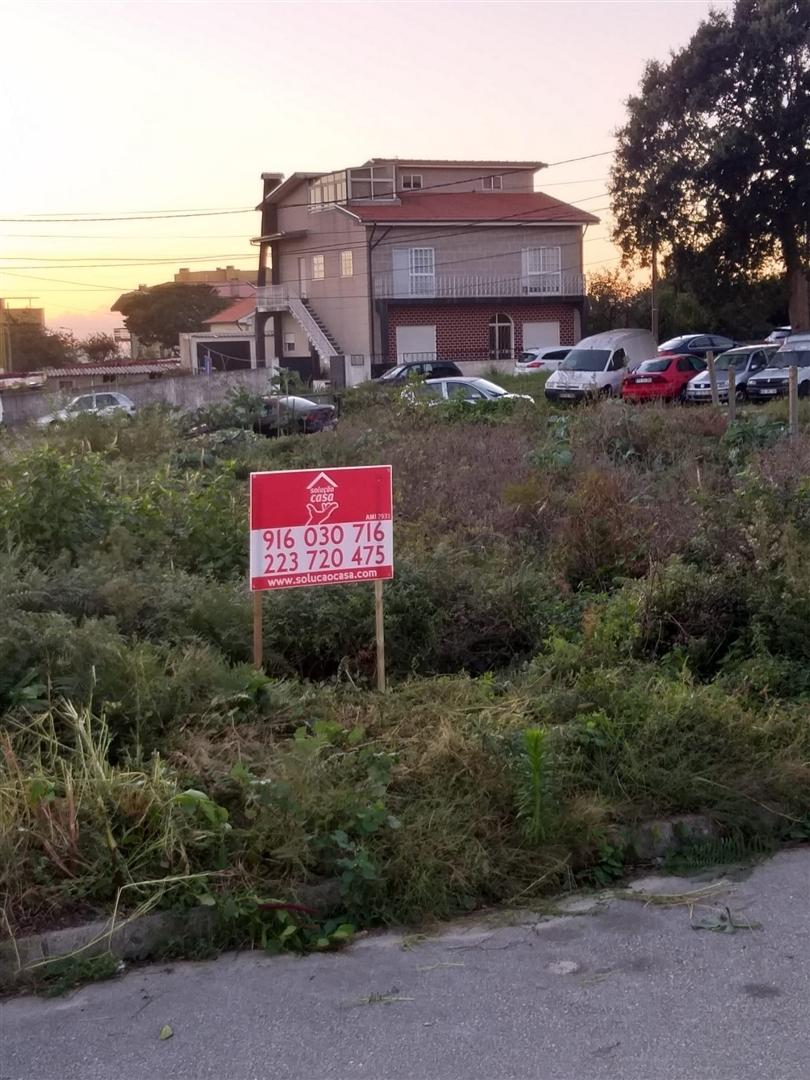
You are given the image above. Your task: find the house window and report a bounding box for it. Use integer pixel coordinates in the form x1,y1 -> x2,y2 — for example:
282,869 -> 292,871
347,164 -> 396,201
308,170 -> 348,211
401,174 -> 423,190
285,334 -> 296,353
522,246 -> 562,294
482,175 -> 503,191
489,313 -> 514,360
340,250 -> 353,277
312,254 -> 325,280
409,247 -> 435,295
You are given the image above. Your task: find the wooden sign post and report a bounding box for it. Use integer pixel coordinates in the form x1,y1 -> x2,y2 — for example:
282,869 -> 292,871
789,365 -> 799,439
248,466 -> 394,685
253,592 -> 263,669
727,365 -> 736,422
374,579 -> 386,692
706,351 -> 720,407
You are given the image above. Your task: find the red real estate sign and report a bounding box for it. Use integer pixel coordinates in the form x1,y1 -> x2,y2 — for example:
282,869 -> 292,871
249,465 -> 393,591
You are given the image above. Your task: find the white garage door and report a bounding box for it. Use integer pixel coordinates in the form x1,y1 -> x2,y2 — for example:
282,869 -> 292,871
396,325 -> 437,362
522,321 -> 560,349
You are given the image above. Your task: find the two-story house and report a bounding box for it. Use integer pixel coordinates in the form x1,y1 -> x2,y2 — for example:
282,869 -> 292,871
253,158 -> 598,384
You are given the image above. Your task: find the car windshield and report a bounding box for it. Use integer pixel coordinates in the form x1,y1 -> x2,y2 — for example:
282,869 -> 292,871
659,337 -> 686,351
464,379 -> 509,398
636,358 -> 670,373
715,352 -> 750,371
766,349 -> 810,369
379,366 -> 409,382
560,349 -> 611,372
519,352 -> 538,362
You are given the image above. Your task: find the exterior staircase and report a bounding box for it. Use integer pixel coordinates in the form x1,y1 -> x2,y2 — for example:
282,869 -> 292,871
298,299 -> 344,361
255,286 -> 344,365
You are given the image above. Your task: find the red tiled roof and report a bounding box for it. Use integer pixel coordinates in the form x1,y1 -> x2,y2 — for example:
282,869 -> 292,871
346,191 -> 599,225
203,297 -> 256,325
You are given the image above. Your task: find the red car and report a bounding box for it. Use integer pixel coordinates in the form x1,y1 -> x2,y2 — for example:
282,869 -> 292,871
622,354 -> 706,402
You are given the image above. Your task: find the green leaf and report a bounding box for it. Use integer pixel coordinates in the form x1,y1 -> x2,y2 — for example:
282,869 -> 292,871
159,1024 -> 173,1041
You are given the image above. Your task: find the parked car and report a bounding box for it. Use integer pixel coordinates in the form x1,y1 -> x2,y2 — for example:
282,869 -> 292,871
658,334 -> 735,359
255,394 -> 337,435
746,335 -> 810,402
545,329 -> 657,402
684,344 -> 778,403
376,360 -> 463,384
766,326 -> 792,344
36,391 -> 136,426
622,354 -> 706,402
513,346 -> 571,375
419,376 -> 533,404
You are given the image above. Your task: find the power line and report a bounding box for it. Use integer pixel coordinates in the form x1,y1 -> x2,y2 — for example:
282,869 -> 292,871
0,222 -> 616,303
0,192 -> 610,272
1,152 -> 615,224
0,209 -> 255,224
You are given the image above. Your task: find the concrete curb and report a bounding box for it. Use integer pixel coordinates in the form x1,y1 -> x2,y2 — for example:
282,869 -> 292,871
0,819 -> 723,988
0,879 -> 342,989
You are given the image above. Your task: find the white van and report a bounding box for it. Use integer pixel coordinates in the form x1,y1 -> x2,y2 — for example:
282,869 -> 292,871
747,333 -> 810,402
545,329 -> 658,402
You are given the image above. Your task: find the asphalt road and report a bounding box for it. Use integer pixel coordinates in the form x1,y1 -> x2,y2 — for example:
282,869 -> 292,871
2,849 -> 809,1080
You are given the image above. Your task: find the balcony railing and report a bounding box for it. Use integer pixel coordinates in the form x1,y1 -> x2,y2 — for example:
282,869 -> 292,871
256,285 -> 292,310
373,271 -> 585,300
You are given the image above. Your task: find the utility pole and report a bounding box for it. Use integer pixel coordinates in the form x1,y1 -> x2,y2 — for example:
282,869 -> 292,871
650,232 -> 659,343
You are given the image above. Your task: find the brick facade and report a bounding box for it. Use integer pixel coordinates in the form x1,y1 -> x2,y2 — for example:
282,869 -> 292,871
385,302 -> 579,360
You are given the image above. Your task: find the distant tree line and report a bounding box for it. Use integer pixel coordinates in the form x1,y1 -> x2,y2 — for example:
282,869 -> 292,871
5,326 -> 121,374
586,266 -> 789,342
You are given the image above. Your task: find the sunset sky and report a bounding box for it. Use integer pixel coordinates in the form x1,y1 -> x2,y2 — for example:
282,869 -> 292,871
1,0 -> 724,335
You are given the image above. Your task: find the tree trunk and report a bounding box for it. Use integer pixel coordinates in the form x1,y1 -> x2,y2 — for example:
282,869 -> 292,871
782,234 -> 810,331
788,263 -> 809,332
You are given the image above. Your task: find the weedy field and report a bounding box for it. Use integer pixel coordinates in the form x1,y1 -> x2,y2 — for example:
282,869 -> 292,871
2,377 -> 810,955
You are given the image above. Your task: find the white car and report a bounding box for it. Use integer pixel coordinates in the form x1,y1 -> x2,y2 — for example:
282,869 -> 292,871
37,391 -> 136,426
513,346 -> 571,375
403,376 -> 532,405
765,326 -> 792,345
545,329 -> 657,402
746,334 -> 810,402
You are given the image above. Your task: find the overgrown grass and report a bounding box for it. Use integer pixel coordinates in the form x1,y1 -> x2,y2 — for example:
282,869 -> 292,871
3,392 -> 810,938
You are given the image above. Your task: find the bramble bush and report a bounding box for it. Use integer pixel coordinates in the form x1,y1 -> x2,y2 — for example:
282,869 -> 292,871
3,393 -> 810,936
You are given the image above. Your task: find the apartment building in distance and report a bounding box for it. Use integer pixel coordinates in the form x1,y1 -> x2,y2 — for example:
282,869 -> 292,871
253,157 -> 598,384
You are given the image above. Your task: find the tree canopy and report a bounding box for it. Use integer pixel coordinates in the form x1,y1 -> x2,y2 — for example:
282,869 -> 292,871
610,0 -> 810,329
112,283 -> 230,350
80,332 -> 120,364
7,324 -> 78,373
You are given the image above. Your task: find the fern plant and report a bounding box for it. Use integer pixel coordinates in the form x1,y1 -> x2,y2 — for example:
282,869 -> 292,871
516,727 -> 551,844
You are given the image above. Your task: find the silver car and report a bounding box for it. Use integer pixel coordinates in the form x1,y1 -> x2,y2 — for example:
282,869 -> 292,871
37,391 -> 137,426
684,345 -> 778,403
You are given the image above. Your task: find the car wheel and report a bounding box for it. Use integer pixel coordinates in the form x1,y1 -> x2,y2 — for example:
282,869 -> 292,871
600,386 -> 613,399
735,386 -> 746,403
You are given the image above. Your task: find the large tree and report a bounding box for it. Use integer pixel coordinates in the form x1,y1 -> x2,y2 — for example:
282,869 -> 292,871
80,332 -> 120,364
610,0 -> 810,330
7,323 -> 78,373
112,283 -> 230,351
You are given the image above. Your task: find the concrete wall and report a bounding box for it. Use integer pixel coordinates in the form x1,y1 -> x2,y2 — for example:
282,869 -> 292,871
0,369 -> 279,428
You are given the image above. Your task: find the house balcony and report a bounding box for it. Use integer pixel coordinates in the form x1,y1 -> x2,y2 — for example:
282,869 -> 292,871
256,284 -> 295,311
372,270 -> 585,301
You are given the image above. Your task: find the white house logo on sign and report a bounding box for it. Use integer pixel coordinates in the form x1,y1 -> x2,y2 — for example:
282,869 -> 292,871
249,465 -> 394,592
306,472 -> 339,525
